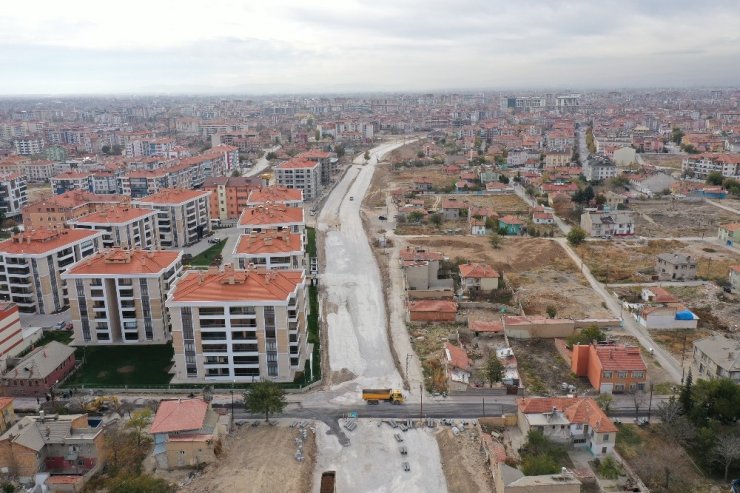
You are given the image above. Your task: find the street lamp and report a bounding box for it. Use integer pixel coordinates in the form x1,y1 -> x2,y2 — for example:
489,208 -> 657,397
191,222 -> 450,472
231,379 -> 235,426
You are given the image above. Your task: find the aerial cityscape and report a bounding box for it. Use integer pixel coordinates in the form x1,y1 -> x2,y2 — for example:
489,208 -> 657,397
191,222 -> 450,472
0,2 -> 739,493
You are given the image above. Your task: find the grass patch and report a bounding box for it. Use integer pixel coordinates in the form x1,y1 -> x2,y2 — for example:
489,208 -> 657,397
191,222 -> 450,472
306,226 -> 317,258
16,330 -> 73,358
188,239 -> 226,266
652,382 -> 676,395
520,430 -> 573,475
66,344 -> 174,387
298,284 -> 321,386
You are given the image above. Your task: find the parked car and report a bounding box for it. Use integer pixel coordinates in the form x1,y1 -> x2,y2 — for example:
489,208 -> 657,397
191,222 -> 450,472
208,238 -> 221,244
349,196 -> 354,201
378,215 -> 387,221
53,321 -> 72,331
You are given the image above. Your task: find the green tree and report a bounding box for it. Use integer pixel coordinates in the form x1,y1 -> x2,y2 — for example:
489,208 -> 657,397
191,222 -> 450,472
567,227 -> 587,246
671,127 -> 685,145
126,408 -> 152,447
364,150 -> 370,161
679,369 -> 693,415
484,355 -> 504,387
335,145 -> 345,158
706,171 -> 724,186
595,393 -> 614,416
489,231 -> 502,249
315,130 -> 321,141
546,305 -> 557,318
101,145 -> 111,155
566,325 -> 606,347
408,211 -> 424,223
429,213 -> 443,228
231,169 -> 242,177
498,174 -> 510,184
690,377 -> 740,424
266,152 -> 277,160
244,380 -> 287,422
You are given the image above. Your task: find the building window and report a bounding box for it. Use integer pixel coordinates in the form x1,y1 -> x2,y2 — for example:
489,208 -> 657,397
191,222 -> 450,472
617,371 -> 627,379
631,371 -> 644,379
603,434 -> 610,441
182,308 -> 197,377
140,279 -> 153,340
602,371 -> 612,379
267,363 -> 278,377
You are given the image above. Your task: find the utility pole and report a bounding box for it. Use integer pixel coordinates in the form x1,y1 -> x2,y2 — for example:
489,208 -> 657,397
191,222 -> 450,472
680,334 -> 687,383
419,383 -> 423,419
482,398 -> 485,417
647,383 -> 654,422
406,354 -> 411,380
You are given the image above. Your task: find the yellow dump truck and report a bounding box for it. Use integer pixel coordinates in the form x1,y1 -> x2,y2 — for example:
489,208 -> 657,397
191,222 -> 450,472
362,388 -> 405,405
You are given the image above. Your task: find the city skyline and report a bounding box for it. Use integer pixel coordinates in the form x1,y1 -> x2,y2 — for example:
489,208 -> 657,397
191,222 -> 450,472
2,0 -> 740,95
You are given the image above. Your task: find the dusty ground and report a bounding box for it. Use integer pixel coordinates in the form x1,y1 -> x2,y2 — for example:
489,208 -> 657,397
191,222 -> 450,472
178,421 -> 315,493
638,153 -> 685,170
366,162 -> 393,208
631,200 -> 738,238
666,284 -> 739,331
394,167 -> 456,190
26,183 -> 52,202
437,193 -> 530,213
651,328 -> 713,360
576,238 -> 740,283
312,420 -> 448,493
407,237 -> 612,319
436,426 -> 495,493
509,338 -> 591,396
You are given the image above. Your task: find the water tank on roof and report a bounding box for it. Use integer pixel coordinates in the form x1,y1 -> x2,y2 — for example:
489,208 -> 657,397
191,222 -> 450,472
675,310 -> 694,320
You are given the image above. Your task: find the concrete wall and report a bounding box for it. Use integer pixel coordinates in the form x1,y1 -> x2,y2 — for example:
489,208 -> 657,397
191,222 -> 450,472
505,320 -> 575,339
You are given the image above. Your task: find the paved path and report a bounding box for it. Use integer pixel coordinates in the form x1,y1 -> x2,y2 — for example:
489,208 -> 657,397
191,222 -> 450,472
555,238 -> 683,383
605,280 -> 708,288
705,198 -> 740,215
244,145 -> 280,178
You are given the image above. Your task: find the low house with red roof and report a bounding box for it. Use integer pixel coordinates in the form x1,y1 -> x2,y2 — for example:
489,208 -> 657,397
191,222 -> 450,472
485,181 -> 513,194
408,300 -> 457,322
571,343 -> 647,394
443,342 -> 471,389
517,396 -> 617,456
640,286 -> 677,303
151,398 -> 225,470
459,263 -> 500,293
532,210 -> 555,225
636,304 -> 698,330
468,318 -> 504,337
413,177 -> 434,192
441,198 -> 467,220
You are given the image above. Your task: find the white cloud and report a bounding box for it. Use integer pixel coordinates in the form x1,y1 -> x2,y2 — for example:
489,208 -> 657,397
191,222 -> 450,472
1,0 -> 739,94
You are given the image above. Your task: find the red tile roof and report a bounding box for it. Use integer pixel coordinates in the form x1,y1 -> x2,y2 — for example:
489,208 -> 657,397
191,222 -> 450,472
234,232 -> 303,255
136,188 -> 210,205
517,396 -> 618,433
399,247 -> 444,262
0,229 -> 100,256
644,287 -> 677,303
64,249 -> 181,276
150,399 -> 208,434
408,300 -> 457,313
499,215 -> 526,225
277,158 -> 319,170
459,263 -> 499,279
171,266 -> 303,303
469,319 -> 504,333
592,344 -> 647,371
247,186 -> 303,205
444,342 -> 471,371
71,206 -> 156,225
238,206 -> 304,227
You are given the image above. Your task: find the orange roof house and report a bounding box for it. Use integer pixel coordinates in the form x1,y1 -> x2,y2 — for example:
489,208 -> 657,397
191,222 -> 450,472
151,399 -> 209,434
408,300 -> 457,322
0,229 -> 101,257
64,248 -> 182,277
571,343 -> 647,394
459,263 -> 500,292
444,342 -> 471,387
246,186 -> 303,207
517,396 -> 617,456
237,205 -> 304,232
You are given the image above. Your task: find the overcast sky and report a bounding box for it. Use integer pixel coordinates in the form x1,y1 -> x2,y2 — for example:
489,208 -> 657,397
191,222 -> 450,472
2,0 -> 739,95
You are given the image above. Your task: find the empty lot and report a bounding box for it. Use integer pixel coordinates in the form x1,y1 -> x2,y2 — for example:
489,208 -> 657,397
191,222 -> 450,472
631,200 -> 738,238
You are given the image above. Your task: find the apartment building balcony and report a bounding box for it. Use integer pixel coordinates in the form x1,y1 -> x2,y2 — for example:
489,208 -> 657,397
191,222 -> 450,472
8,278 -> 32,289
201,331 -> 228,341
118,288 -> 134,299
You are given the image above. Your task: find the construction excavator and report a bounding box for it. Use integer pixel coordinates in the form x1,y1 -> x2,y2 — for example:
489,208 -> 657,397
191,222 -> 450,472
83,396 -> 120,413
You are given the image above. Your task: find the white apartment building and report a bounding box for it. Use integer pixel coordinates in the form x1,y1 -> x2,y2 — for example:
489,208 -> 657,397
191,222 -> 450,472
682,154 -> 740,179
232,231 -> 305,270
0,173 -> 28,219
135,189 -> 211,248
0,229 -> 102,314
583,156 -> 618,182
63,249 -> 182,345
167,265 -> 309,383
580,211 -> 635,237
274,159 -> 322,200
69,207 -> 158,249
13,138 -> 45,156
237,205 -> 305,235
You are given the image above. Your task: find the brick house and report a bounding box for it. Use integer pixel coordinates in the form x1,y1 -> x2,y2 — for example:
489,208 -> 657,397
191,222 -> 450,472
408,300 -> 457,322
0,413 -> 104,485
0,342 -> 76,397
443,342 -> 471,389
571,343 -> 648,394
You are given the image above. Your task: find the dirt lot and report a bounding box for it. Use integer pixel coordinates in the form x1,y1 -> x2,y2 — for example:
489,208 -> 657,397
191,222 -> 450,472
666,284 -> 739,331
436,426 -> 495,493
509,338 -> 591,396
26,183 -> 52,202
408,237 -> 612,319
437,193 -> 530,214
631,199 -> 738,238
178,421 -> 315,493
638,153 -> 685,170
394,167 -> 456,190
651,328 -> 713,360
576,238 -> 740,283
